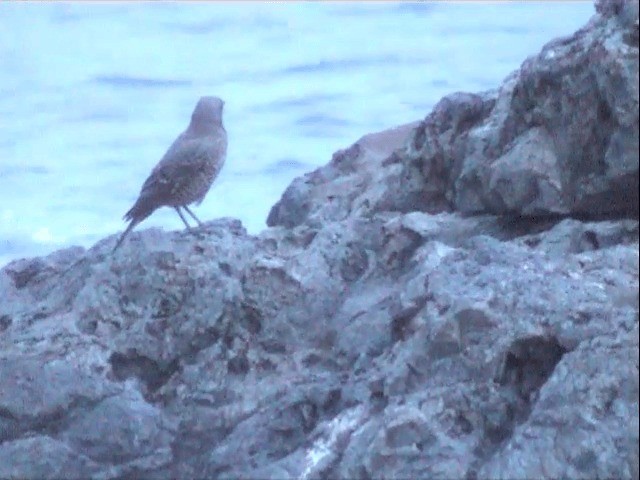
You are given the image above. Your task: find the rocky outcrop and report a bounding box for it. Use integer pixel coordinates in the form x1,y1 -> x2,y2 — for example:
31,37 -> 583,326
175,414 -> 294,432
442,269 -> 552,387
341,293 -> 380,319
269,0 -> 639,227
1,2 -> 638,479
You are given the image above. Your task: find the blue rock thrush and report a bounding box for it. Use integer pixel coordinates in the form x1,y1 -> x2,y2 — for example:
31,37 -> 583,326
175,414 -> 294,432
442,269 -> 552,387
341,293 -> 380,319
113,96 -> 227,252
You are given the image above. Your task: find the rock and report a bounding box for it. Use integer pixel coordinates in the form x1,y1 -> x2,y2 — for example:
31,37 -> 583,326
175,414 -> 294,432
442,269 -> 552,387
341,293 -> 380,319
410,0 -> 639,217
60,385 -> 175,471
1,2 -> 638,479
267,121 -> 423,228
269,0 -> 638,226
3,216 -> 636,479
0,436 -> 100,480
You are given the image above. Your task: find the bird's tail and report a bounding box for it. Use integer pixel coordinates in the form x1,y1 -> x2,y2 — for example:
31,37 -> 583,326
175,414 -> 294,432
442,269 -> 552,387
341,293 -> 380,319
112,197 -> 155,253
112,220 -> 139,253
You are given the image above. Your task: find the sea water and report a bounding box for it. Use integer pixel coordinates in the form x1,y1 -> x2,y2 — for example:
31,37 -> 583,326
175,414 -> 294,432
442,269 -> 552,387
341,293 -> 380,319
0,1 -> 595,267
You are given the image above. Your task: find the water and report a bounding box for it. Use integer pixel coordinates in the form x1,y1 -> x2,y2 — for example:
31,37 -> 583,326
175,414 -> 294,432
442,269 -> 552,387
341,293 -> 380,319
0,1 -> 595,267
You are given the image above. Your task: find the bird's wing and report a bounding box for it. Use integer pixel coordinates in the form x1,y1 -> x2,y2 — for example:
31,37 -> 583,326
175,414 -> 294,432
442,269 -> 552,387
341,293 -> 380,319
137,138 -> 211,204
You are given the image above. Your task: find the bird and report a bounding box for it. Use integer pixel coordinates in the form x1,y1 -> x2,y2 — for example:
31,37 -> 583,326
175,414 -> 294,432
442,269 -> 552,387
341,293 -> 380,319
112,96 -> 227,252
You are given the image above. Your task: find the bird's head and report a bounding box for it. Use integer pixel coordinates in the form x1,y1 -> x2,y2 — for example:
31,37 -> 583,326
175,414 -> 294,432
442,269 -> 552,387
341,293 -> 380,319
189,96 -> 225,133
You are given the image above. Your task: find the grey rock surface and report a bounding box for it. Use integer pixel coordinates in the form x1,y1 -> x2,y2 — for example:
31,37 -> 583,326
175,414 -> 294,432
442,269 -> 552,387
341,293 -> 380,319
1,2 -> 638,479
268,0 -> 638,227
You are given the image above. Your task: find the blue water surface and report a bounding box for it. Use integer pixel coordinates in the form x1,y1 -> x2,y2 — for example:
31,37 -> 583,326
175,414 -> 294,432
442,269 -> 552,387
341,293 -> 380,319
0,1 -> 595,267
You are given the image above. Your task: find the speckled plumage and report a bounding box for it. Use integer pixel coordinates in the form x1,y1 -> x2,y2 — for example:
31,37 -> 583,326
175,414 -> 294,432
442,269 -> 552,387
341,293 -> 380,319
113,96 -> 227,252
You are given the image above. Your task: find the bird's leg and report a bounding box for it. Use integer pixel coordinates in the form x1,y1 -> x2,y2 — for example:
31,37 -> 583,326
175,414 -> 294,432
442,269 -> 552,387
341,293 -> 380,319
183,206 -> 203,226
174,207 -> 194,231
